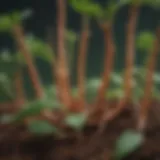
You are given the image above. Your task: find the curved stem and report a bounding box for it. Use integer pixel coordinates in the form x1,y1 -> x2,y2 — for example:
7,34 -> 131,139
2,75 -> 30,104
56,0 -> 71,108
13,25 -> 44,99
96,23 -> 115,106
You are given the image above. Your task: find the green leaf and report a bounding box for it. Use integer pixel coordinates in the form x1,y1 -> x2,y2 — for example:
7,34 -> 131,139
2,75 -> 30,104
70,0 -> 103,18
13,97 -> 62,122
0,50 -> 14,62
65,30 -> 78,42
28,120 -> 58,135
111,73 -> 123,86
13,100 -> 46,122
44,85 -> 57,98
106,88 -> 124,100
153,73 -> 160,84
65,113 -> 87,130
136,31 -> 155,53
0,9 -> 32,32
86,78 -> 101,102
11,9 -> 32,24
103,1 -> 120,21
114,130 -> 144,160
25,35 -> 54,63
0,15 -> 12,32
86,78 -> 101,90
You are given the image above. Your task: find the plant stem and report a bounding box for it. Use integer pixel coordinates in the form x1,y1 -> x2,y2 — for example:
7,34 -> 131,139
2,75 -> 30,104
99,5 -> 139,123
138,28 -> 160,130
124,5 -> 139,101
96,23 -> 115,106
56,0 -> 72,108
77,16 -> 89,108
12,25 -> 44,99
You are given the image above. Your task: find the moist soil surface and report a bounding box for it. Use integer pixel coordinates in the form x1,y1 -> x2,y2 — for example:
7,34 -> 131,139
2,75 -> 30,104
0,102 -> 160,160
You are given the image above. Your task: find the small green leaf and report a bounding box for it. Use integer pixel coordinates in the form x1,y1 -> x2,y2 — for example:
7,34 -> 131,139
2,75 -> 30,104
13,97 -> 62,122
106,88 -> 124,100
153,73 -> 160,84
65,113 -> 87,130
114,130 -> 144,160
0,15 -> 12,32
136,31 -> 155,53
0,9 -> 32,32
11,9 -> 32,24
13,100 -> 46,122
103,1 -> 120,21
70,0 -> 103,18
0,50 -> 14,62
86,78 -> 101,102
44,85 -> 57,97
111,73 -> 123,85
28,120 -> 58,135
26,35 -> 54,63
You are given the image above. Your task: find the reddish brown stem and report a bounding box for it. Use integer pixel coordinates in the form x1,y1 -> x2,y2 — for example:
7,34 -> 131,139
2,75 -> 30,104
96,23 -> 115,105
77,17 -> 89,108
56,0 -> 71,108
100,5 -> 139,123
124,5 -> 139,101
138,28 -> 160,130
13,25 -> 44,99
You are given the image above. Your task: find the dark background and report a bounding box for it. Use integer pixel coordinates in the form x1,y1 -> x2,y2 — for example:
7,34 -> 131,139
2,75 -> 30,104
0,0 -> 159,91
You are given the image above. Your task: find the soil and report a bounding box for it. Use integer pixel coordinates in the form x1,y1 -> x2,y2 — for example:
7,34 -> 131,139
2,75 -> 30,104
0,101 -> 160,160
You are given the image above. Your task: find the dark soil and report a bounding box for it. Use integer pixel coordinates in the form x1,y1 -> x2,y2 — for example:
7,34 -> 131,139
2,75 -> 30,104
0,102 -> 160,160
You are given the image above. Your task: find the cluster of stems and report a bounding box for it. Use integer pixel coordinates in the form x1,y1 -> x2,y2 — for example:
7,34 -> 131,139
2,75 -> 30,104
0,0 -> 159,130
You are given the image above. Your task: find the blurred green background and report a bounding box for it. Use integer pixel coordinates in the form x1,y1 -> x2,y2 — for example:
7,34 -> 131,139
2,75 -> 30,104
0,0 -> 160,97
